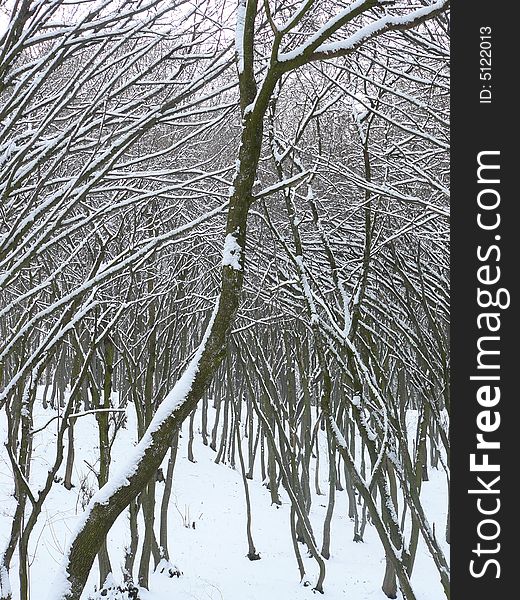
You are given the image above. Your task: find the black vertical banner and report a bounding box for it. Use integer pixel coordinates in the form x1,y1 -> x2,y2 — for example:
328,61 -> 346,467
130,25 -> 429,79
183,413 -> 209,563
452,4 -> 515,600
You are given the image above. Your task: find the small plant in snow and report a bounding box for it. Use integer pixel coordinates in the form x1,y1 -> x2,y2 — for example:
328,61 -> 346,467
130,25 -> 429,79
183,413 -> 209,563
87,574 -> 140,599
174,502 -> 195,528
156,558 -> 182,578
78,476 -> 95,511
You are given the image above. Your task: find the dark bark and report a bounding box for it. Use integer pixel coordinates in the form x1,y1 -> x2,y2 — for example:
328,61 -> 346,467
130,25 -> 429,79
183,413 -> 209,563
56,54 -> 280,598
159,432 -> 179,561
320,429 -> 336,560
137,481 -> 156,589
63,420 -> 75,491
187,409 -> 196,463
123,498 -> 140,584
201,395 -> 209,446
233,396 -> 260,561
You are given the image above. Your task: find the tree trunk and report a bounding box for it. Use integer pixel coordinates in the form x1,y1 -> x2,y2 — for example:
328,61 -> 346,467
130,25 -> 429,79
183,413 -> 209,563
54,58 -> 280,598
63,420 -> 75,491
201,395 -> 209,446
233,397 -> 260,561
187,409 -> 196,463
321,430 -> 337,559
123,498 -> 140,584
159,432 -> 179,560
138,481 -> 156,589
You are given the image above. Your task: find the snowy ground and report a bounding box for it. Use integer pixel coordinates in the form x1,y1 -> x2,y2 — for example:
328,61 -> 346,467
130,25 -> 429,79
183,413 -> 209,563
0,395 -> 449,600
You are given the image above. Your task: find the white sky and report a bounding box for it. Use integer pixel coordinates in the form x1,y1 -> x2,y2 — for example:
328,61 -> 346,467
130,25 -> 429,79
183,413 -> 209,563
0,1 -> 11,37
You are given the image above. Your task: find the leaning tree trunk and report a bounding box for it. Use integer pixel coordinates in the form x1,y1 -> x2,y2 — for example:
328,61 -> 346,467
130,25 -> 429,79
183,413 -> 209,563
53,45 -> 281,599
159,431 -> 179,561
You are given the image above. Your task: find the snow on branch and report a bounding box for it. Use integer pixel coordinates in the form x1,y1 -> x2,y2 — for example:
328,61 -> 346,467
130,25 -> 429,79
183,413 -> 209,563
279,0 -> 377,61
68,408 -> 126,421
235,0 -> 247,74
278,0 -> 450,63
51,297 -> 221,599
253,170 -> 310,200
